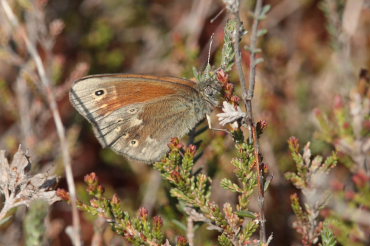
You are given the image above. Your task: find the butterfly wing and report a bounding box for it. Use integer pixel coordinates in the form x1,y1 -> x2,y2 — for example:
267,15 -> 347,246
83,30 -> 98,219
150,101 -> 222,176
70,74 -> 207,162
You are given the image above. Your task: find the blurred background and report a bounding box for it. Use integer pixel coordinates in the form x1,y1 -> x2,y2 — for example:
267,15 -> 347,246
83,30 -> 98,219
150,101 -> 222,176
0,0 -> 369,245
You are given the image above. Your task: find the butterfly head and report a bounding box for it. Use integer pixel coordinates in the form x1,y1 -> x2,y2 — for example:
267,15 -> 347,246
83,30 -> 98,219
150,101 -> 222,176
197,79 -> 222,107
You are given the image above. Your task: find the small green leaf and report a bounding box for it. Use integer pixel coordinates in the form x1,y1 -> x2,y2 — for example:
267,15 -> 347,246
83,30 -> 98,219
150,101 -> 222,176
261,5 -> 271,16
264,175 -> 272,192
257,29 -> 268,37
218,233 -> 233,246
235,210 -> 257,219
255,57 -> 264,65
0,215 -> 12,226
171,219 -> 187,232
321,222 -> 338,246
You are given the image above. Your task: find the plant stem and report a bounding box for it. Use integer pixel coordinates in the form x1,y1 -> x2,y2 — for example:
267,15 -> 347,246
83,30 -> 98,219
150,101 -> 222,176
187,216 -> 195,246
230,0 -> 266,242
247,0 -> 266,243
0,1 -> 82,245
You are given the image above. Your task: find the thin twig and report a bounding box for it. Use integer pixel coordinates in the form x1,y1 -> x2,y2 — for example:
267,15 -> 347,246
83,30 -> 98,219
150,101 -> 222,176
247,0 -> 266,242
15,64 -> 33,150
187,216 -> 195,246
247,0 -> 263,101
229,0 -> 266,243
231,0 -> 248,105
0,1 -> 82,245
141,171 -> 162,215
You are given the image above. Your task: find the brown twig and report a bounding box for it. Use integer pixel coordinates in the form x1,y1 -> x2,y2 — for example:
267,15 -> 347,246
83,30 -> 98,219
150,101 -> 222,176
230,0 -> 248,105
187,216 -> 195,246
141,171 -> 162,215
15,64 -> 34,150
229,0 -> 266,243
0,1 -> 82,245
247,0 -> 263,102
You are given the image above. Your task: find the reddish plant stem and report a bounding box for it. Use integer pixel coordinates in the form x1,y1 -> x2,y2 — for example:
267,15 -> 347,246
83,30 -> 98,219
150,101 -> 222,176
248,0 -> 266,242
230,0 -> 266,242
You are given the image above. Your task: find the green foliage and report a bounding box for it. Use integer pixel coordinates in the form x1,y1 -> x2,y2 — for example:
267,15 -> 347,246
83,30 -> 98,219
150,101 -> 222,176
286,138 -> 338,245
154,138 -> 262,245
193,16 -> 237,95
24,200 -> 49,246
285,137 -> 337,190
321,222 -> 337,246
222,143 -> 258,211
287,75 -> 370,245
154,139 -> 227,229
85,19 -> 115,49
58,173 -> 168,246
218,233 -> 233,246
313,81 -> 370,245
314,94 -> 370,170
221,19 -> 236,73
326,219 -> 363,246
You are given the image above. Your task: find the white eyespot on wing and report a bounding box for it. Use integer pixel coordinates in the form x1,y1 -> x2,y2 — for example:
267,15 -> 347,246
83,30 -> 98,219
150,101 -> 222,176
92,88 -> 108,101
122,132 -> 129,139
146,136 -> 157,144
129,139 -> 139,147
127,108 -> 138,114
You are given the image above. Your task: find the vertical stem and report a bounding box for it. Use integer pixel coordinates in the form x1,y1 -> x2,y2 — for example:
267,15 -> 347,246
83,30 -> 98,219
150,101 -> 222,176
232,1 -> 248,105
247,0 -> 265,242
251,120 -> 266,242
187,216 -> 195,246
247,0 -> 263,101
0,1 -> 82,245
230,0 -> 266,242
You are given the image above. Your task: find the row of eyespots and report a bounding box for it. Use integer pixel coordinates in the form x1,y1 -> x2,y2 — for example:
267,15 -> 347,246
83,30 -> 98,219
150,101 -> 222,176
94,89 -> 139,147
115,127 -> 139,147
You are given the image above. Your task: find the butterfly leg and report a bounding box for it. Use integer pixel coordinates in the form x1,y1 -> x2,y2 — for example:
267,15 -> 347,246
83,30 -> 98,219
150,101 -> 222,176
206,114 -> 230,133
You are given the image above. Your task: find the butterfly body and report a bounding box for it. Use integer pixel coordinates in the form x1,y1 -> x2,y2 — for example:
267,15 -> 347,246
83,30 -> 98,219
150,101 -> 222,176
70,74 -> 221,162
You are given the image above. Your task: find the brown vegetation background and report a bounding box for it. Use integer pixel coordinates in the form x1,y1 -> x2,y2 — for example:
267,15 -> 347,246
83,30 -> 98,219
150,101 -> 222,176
0,0 -> 369,245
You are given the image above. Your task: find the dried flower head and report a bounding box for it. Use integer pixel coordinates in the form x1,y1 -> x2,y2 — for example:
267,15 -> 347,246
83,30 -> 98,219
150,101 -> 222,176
217,101 -> 246,126
0,146 -> 59,223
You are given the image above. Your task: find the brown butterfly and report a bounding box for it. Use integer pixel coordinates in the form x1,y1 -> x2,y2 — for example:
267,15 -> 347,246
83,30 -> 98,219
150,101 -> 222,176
69,74 -> 222,162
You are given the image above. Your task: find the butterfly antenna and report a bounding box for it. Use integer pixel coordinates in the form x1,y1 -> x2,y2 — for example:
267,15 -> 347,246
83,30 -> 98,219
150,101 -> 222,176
210,7 -> 225,24
207,33 -> 215,67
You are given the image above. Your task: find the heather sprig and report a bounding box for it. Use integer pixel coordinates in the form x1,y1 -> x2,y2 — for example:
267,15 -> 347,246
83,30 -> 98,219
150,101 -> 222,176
0,147 -> 59,225
312,70 -> 370,245
57,173 -> 170,246
286,137 -> 337,190
286,137 -> 337,246
155,138 -> 263,245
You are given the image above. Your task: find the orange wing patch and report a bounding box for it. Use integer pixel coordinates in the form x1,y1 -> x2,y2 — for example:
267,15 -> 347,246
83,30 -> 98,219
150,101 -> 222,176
95,81 -> 177,116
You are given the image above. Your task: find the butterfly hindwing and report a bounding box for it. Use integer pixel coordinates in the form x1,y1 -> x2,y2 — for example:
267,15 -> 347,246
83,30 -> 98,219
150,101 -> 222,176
70,74 -> 208,162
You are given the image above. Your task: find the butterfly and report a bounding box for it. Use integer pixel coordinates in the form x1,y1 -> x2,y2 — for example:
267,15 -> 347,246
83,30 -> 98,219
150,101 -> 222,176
69,74 -> 222,162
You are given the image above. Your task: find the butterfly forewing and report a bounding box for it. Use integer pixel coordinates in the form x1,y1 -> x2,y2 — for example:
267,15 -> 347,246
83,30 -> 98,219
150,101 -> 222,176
70,74 -> 209,162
